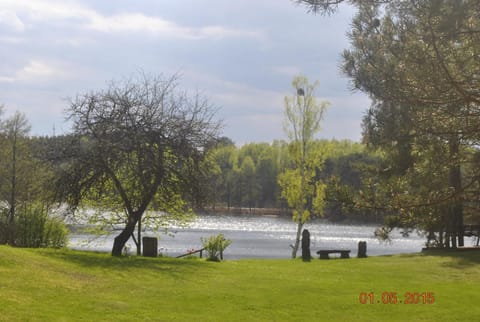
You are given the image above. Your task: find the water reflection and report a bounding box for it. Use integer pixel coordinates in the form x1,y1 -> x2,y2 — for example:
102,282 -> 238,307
69,213 -> 427,259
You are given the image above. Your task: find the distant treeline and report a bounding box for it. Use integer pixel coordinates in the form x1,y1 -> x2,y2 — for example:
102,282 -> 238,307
201,137 -> 381,222
0,125 -> 381,232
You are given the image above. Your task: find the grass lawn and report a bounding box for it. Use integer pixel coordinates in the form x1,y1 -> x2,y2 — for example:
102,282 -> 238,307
0,245 -> 479,321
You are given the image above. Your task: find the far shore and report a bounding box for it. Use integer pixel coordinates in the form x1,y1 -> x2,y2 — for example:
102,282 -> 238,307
197,206 -> 384,225
200,206 -> 291,217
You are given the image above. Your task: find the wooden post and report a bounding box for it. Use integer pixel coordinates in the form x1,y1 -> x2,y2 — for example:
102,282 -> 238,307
358,241 -> 367,258
301,229 -> 311,261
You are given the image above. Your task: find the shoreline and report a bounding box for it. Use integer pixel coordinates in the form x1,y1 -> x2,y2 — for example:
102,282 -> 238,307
199,206 -> 291,217
197,207 -> 384,225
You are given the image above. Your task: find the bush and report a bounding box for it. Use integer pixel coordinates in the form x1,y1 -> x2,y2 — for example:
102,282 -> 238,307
42,217 -> 69,248
15,206 -> 46,247
201,234 -> 232,261
5,204 -> 69,248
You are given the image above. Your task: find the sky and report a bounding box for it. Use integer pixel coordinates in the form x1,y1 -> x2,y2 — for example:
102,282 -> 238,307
0,0 -> 371,145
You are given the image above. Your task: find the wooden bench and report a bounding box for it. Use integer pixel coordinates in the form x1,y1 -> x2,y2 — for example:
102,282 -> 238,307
317,249 -> 351,259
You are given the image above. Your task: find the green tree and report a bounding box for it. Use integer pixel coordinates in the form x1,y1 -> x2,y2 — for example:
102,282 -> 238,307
211,143 -> 238,209
0,110 -> 64,247
280,75 -> 329,258
55,73 -> 220,256
256,147 -> 278,208
298,0 -> 480,247
0,111 -> 31,244
234,143 -> 280,210
317,140 -> 381,222
344,0 -> 480,247
239,155 -> 257,211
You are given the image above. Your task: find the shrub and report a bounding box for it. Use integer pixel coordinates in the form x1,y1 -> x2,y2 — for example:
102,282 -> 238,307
12,204 -> 68,248
15,206 -> 46,247
42,217 -> 69,248
201,234 -> 232,261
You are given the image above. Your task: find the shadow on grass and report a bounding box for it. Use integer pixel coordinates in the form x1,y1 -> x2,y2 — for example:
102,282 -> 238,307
36,248 -> 215,278
420,248 -> 480,268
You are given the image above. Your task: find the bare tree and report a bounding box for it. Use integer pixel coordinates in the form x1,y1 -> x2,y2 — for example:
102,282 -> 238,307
56,73 -> 221,256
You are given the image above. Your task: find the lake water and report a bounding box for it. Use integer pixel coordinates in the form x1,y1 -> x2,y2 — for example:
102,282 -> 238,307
69,214 -> 428,259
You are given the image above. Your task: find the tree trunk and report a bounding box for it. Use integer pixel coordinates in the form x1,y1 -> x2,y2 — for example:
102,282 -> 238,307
137,219 -> 142,256
291,217 -> 303,258
227,183 -> 231,211
7,131 -> 18,246
112,215 -> 138,256
449,136 -> 463,247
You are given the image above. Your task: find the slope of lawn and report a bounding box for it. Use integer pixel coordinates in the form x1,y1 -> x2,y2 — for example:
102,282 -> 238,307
0,245 -> 479,321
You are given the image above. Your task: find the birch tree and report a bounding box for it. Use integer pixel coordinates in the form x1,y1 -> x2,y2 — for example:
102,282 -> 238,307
280,75 -> 329,258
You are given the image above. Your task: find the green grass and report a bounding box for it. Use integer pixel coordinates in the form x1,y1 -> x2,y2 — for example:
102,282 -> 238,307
0,246 -> 479,321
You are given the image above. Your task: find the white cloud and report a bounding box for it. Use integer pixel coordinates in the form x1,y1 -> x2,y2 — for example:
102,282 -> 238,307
88,13 -> 171,34
0,0 -> 367,142
272,65 -> 302,77
1,0 -> 88,22
88,12 -> 263,40
0,36 -> 24,44
0,60 -> 65,83
1,0 -> 264,41
0,10 -> 25,31
19,61 -> 58,79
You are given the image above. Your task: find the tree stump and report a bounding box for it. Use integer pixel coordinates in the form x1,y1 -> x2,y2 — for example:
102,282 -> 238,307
302,229 -> 311,262
142,237 -> 158,257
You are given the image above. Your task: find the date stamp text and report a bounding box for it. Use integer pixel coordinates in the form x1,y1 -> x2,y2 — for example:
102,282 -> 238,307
359,292 -> 435,304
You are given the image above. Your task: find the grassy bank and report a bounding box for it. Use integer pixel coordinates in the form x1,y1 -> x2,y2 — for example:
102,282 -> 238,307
0,246 -> 479,321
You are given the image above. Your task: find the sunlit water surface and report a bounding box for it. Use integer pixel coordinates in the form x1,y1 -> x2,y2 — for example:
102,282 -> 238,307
69,214 -> 430,259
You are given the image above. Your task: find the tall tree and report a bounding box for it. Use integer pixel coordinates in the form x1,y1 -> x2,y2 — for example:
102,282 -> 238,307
280,75 -> 329,258
56,73 -> 220,256
346,0 -> 480,247
256,146 -> 278,208
296,0 -> 480,247
211,143 -> 238,209
239,155 -> 257,211
0,111 -> 32,245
